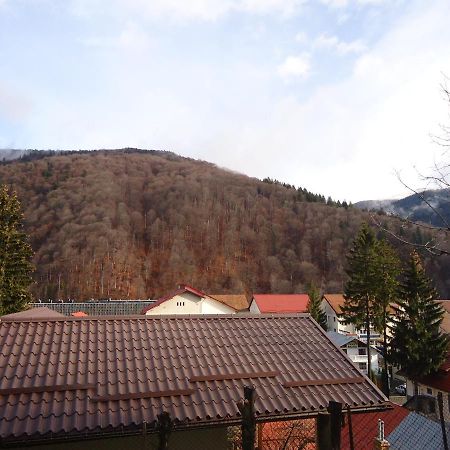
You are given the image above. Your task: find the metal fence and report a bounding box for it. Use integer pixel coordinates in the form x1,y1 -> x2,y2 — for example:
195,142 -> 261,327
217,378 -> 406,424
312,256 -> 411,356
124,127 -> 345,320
29,300 -> 154,316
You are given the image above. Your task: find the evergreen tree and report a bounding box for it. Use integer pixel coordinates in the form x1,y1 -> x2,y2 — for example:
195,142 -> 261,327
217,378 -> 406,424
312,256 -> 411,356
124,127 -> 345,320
373,240 -> 401,395
389,251 -> 448,400
307,284 -> 327,330
341,223 -> 380,377
0,186 -> 34,314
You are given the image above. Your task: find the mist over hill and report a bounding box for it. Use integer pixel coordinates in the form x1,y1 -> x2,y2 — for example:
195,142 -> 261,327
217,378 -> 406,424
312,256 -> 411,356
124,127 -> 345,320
355,189 -> 450,228
2,149 -> 450,299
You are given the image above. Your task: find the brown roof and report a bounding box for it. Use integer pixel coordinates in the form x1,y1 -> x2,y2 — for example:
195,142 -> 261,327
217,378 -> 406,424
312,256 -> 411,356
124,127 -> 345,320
208,294 -> 249,311
0,314 -> 387,444
1,306 -> 65,320
252,294 -> 310,313
322,294 -> 345,314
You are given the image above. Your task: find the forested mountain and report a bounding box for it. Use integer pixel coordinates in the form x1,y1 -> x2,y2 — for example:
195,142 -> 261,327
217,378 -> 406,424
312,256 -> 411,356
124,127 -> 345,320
355,189 -> 450,228
1,149 -> 450,300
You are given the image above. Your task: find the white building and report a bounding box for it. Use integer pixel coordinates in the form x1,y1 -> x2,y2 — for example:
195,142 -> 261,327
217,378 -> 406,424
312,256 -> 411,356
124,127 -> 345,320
322,294 -> 381,344
327,331 -> 379,375
142,285 -> 240,315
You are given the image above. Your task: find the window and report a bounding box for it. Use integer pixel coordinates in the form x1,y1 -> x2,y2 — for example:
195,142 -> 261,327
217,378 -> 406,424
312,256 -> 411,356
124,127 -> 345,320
358,348 -> 366,355
333,317 -> 336,322
427,387 -> 433,395
358,363 -> 367,371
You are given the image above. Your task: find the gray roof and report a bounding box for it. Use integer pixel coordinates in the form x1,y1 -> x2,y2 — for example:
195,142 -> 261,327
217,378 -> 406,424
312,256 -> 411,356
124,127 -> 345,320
327,331 -> 363,347
1,307 -> 65,320
388,411 -> 449,450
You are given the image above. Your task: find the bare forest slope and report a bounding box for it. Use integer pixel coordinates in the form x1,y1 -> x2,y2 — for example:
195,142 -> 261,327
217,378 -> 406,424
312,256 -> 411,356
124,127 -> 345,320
2,149 -> 450,300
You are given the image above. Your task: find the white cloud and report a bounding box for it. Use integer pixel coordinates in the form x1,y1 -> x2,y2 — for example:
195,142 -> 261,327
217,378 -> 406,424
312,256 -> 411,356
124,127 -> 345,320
277,54 -> 311,80
81,22 -> 151,52
70,0 -> 305,22
320,0 -> 388,8
201,0 -> 450,201
314,33 -> 366,54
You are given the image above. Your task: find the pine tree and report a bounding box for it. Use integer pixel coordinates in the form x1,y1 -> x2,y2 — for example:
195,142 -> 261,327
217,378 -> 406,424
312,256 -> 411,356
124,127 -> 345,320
0,186 -> 34,315
390,251 -> 448,399
341,223 -> 380,377
307,284 -> 327,330
373,240 -> 401,395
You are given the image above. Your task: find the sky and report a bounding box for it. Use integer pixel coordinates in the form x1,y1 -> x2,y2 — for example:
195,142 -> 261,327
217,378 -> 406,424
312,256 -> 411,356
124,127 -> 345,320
1,0 -> 450,202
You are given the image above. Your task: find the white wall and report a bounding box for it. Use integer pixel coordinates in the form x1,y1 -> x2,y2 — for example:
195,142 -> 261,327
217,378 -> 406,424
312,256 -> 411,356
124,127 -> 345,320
201,297 -> 235,314
145,292 -> 236,315
344,342 -> 379,374
145,292 -> 201,315
321,299 -> 357,334
249,300 -> 260,313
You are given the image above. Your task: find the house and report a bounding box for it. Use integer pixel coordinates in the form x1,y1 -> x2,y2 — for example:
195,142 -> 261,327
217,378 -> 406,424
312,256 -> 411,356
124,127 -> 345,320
0,314 -> 388,449
403,351 -> 450,411
208,294 -> 249,311
327,331 -> 379,375
322,294 -> 381,343
340,401 -> 449,450
249,294 -> 309,313
141,284 -> 240,315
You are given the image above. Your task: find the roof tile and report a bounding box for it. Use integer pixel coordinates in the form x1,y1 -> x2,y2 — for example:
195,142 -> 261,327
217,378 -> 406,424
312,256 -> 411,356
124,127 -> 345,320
0,314 -> 387,443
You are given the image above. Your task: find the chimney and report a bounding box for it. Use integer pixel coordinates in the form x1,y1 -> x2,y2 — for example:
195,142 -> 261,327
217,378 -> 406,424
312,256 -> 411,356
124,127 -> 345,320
374,419 -> 390,450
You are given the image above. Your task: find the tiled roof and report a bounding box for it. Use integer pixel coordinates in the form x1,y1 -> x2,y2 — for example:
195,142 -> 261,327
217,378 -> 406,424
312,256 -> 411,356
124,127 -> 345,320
1,307 -> 65,319
388,411 -> 449,450
208,294 -> 249,311
71,311 -> 88,317
252,294 -> 309,313
0,314 -> 387,444
322,294 -> 345,314
340,402 -> 408,450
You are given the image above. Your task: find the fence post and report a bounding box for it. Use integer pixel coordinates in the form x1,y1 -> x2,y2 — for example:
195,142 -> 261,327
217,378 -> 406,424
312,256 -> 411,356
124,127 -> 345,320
328,401 -> 342,450
156,411 -> 173,450
237,385 -> 257,450
438,392 -> 449,450
317,412 -> 332,450
347,405 -> 355,450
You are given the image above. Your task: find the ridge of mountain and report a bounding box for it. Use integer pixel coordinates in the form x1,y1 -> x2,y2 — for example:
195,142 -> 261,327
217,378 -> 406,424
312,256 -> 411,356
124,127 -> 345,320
355,189 -> 450,228
1,148 -> 449,299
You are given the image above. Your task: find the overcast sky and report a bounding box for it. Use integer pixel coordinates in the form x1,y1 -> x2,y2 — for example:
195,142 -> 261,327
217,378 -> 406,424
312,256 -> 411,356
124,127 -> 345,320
1,0 -> 450,202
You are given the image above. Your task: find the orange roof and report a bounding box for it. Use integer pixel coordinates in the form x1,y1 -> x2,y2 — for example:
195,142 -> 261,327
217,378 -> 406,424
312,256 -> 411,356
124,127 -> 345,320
322,294 -> 345,314
208,295 -> 249,311
71,311 -> 88,317
252,294 -> 309,313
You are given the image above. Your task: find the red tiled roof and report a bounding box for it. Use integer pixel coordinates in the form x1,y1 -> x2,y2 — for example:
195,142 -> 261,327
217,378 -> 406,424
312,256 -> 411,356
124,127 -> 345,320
71,311 -> 88,317
252,294 -> 310,313
0,314 -> 388,444
141,284 -> 209,314
340,402 -> 408,450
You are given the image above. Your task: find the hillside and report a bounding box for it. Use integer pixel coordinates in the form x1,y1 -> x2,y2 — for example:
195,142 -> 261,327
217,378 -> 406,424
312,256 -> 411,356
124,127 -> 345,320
1,149 -> 450,299
355,189 -> 450,228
